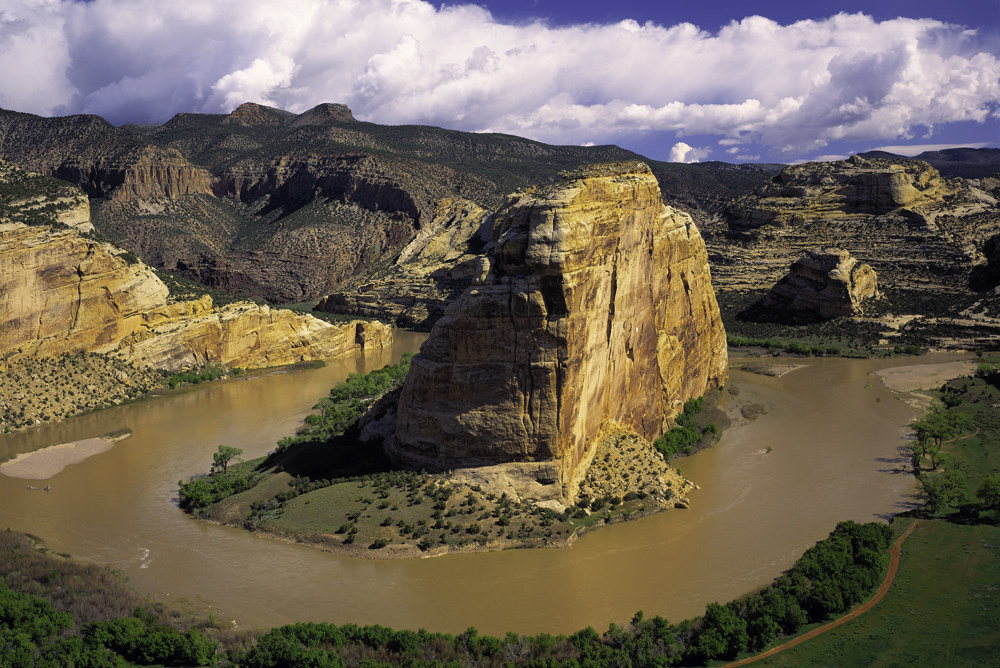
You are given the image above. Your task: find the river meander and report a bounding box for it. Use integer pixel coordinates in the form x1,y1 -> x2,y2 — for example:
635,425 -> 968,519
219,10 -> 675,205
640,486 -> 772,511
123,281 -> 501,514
0,341 -> 971,637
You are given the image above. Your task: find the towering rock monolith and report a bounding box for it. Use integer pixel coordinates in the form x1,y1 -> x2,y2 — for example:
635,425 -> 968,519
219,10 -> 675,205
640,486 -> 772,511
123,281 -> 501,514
389,162 -> 728,500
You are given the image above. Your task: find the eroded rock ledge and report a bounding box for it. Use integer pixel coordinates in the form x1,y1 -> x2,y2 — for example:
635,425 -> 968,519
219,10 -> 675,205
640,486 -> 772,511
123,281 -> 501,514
761,248 -> 879,322
389,162 -> 728,501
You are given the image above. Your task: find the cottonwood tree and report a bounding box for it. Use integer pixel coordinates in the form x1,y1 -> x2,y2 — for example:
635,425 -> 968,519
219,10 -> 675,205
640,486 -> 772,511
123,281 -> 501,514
917,467 -> 968,513
212,445 -> 243,475
909,411 -> 972,471
977,474 -> 1000,518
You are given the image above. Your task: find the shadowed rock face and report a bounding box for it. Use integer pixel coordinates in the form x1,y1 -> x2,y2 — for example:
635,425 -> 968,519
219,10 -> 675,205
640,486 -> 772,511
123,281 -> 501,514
389,162 -> 728,498
761,248 -> 879,322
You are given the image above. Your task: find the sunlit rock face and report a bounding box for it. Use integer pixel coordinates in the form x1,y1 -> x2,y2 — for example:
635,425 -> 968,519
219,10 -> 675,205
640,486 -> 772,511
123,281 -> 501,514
0,222 -> 391,372
390,162 -> 728,499
762,248 -> 879,322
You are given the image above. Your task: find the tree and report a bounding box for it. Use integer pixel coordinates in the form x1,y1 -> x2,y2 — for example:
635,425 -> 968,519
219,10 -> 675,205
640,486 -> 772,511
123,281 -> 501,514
212,445 -> 243,475
917,467 -> 968,513
695,602 -> 748,661
976,474 -> 1000,517
909,411 -> 972,471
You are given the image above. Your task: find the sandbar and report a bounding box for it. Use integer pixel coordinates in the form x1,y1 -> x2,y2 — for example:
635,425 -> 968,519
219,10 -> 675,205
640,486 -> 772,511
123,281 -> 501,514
875,360 -> 978,392
0,435 -> 130,480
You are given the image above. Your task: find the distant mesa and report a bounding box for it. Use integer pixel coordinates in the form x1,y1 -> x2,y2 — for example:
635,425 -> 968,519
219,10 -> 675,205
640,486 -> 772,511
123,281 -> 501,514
292,103 -> 357,126
761,248 -> 879,323
727,155 -> 961,228
388,162 -> 728,502
222,102 -> 297,127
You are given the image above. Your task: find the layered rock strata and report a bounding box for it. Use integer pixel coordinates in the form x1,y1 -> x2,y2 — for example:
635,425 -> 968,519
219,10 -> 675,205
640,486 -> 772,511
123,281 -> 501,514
106,301 -> 391,371
390,162 -> 728,500
0,220 -> 391,372
761,248 -> 879,322
0,222 -> 169,357
706,156 -> 998,293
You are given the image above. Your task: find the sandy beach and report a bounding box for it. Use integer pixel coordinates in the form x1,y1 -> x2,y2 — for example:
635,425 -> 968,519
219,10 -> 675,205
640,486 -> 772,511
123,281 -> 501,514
0,435 -> 130,480
875,360 -> 978,392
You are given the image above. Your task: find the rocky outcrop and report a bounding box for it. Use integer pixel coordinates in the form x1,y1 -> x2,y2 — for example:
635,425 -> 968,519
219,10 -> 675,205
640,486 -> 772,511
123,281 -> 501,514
315,197 -> 492,329
0,215 -> 391,372
0,223 -> 170,357
107,301 -> 391,372
0,159 -> 94,233
32,147 -> 212,202
389,162 -> 728,500
728,156 -> 958,228
761,248 -> 879,322
705,157 -> 999,294
0,103 -> 647,304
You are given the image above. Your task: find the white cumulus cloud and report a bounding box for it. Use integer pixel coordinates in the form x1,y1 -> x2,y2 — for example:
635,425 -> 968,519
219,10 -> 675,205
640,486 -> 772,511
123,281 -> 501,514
0,0 -> 997,158
669,142 -> 711,163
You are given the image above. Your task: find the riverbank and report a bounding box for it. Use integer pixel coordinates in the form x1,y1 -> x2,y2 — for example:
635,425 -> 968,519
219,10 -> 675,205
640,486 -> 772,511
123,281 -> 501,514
726,367 -> 1000,666
198,425 -> 695,560
0,351 -> 165,435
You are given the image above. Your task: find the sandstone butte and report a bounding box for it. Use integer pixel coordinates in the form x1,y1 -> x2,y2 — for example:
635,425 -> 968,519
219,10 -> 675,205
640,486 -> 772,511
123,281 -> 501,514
708,155 -> 999,294
389,162 -> 728,501
762,248 -> 879,322
0,219 -> 391,372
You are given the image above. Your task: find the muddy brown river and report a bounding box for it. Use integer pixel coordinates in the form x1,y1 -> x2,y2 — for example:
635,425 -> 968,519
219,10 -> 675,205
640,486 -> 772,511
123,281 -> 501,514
0,341 -> 968,637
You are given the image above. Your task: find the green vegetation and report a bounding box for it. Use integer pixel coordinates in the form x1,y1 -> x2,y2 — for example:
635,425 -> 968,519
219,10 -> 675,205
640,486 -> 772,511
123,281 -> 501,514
0,164 -> 83,229
1,517 -> 892,667
180,354 -> 684,553
0,528 -> 234,667
178,354 -> 419,517
765,521 -> 1000,667
167,367 -> 229,389
749,371 -> 1000,665
653,397 -> 718,459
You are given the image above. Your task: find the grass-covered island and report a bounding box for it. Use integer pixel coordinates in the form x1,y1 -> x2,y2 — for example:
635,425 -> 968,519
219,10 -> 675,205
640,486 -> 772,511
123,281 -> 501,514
178,353 -> 727,559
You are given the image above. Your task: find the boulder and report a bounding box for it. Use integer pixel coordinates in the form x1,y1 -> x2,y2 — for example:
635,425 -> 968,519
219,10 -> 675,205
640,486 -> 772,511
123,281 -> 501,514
389,162 -> 728,500
761,248 -> 879,321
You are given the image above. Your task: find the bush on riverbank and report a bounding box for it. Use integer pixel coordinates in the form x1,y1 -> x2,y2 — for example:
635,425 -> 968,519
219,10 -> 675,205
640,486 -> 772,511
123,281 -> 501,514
653,390 -> 728,460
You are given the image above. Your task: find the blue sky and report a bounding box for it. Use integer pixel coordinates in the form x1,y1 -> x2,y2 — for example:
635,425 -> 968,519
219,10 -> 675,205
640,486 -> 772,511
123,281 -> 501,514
1,0 -> 997,163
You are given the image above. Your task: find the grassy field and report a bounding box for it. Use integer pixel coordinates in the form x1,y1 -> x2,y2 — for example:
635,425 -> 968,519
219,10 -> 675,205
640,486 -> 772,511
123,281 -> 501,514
754,519 -> 1000,667
208,458 -> 664,557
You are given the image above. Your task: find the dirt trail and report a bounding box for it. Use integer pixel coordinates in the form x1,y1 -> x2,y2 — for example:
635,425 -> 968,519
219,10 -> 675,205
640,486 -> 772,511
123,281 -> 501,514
721,519 -> 921,667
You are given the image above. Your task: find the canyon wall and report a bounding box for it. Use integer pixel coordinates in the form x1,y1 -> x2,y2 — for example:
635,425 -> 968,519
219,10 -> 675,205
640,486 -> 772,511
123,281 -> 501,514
706,156 -> 998,293
0,220 -> 390,372
390,162 -> 728,498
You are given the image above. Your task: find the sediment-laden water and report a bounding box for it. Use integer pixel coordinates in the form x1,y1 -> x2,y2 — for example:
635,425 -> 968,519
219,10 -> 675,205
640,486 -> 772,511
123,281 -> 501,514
0,344 -> 965,636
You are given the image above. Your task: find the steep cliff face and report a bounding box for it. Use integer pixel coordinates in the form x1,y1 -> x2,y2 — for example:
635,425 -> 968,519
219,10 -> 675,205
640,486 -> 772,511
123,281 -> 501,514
0,223 -> 170,357
0,104 -> 652,304
0,219 -> 391,372
761,248 -> 879,322
390,163 -> 728,498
